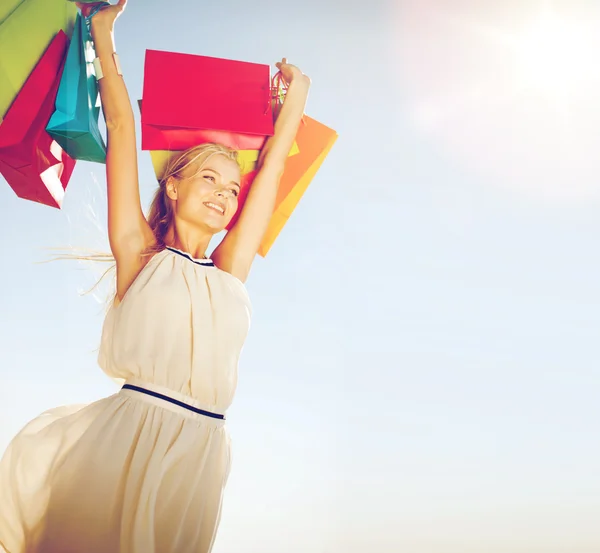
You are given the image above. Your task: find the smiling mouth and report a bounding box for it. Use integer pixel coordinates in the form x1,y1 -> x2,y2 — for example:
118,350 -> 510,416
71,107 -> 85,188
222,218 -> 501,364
203,202 -> 225,215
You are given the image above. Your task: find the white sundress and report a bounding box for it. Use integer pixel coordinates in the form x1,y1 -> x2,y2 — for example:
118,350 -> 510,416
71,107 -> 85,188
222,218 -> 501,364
0,247 -> 252,553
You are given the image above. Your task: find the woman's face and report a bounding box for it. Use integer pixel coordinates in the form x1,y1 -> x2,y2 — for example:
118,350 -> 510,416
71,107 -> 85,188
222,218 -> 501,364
168,154 -> 241,232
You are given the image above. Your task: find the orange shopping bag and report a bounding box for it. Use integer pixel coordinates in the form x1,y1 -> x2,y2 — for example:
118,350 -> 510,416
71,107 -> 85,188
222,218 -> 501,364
227,115 -> 337,256
259,116 -> 337,256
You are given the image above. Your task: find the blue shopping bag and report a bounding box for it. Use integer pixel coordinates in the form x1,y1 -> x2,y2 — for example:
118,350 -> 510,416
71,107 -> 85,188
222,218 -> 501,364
46,12 -> 106,163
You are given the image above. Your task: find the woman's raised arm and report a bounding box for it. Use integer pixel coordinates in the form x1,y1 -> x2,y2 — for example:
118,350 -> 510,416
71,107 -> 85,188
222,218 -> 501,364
212,59 -> 310,281
83,1 -> 154,298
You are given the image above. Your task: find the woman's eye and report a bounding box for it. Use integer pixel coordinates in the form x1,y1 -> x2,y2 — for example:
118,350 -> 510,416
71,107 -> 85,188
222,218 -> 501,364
231,189 -> 239,197
204,175 -> 215,182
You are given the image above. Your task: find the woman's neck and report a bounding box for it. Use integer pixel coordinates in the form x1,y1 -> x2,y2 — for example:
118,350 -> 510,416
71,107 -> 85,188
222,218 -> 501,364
164,225 -> 213,260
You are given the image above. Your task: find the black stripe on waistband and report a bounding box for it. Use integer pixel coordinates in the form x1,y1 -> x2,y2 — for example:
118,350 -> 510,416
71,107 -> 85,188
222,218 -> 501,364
122,384 -> 225,420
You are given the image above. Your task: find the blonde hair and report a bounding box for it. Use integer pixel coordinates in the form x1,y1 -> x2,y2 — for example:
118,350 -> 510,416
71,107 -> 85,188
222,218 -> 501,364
144,142 -> 240,256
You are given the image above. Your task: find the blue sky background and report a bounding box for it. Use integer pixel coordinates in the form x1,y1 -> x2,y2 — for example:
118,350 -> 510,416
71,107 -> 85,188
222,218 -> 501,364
1,1 -> 600,551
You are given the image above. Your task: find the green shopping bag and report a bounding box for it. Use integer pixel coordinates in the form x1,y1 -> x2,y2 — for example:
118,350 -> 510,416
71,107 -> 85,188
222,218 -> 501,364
47,13 -> 106,163
0,0 -> 77,120
0,0 -> 25,23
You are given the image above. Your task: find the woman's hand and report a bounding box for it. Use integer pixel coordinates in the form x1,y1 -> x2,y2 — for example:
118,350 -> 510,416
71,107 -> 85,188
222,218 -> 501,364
76,0 -> 128,31
275,58 -> 311,88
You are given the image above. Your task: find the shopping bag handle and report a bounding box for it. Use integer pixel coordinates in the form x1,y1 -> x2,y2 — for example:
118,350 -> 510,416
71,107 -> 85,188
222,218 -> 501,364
82,1 -> 112,27
271,71 -> 288,105
267,71 -> 306,125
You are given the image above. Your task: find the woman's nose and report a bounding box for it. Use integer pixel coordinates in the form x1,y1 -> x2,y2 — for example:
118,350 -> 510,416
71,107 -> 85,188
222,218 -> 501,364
215,188 -> 233,199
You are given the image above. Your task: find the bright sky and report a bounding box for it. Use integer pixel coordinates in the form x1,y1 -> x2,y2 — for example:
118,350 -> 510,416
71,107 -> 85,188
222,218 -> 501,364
1,1 -> 600,552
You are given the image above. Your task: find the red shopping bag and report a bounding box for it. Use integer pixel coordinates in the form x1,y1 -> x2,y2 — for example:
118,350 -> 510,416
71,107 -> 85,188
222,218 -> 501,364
0,30 -> 75,208
141,49 -> 274,151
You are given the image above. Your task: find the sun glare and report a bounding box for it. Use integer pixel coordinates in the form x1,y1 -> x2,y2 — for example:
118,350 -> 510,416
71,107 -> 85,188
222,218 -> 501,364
516,10 -> 593,95
394,2 -> 600,200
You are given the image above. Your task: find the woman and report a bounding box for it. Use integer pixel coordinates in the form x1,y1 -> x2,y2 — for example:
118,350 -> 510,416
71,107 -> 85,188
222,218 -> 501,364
0,1 -> 310,551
